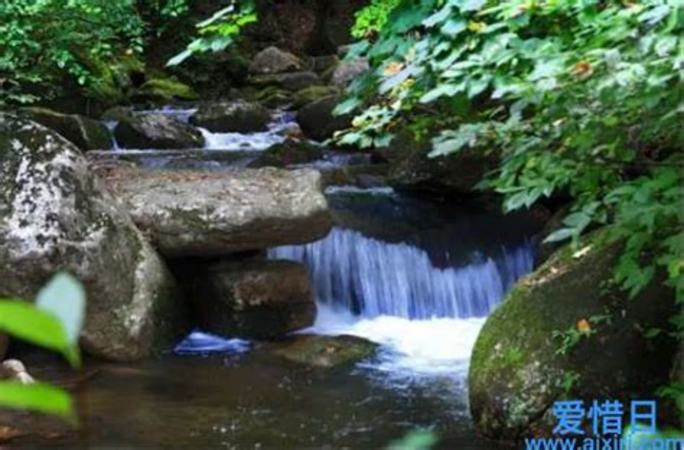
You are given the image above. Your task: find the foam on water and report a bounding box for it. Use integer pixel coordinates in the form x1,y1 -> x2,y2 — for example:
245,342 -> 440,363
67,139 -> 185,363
306,305 -> 486,377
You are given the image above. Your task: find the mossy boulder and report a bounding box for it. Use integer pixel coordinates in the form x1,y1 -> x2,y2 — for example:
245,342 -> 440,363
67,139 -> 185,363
295,95 -> 352,141
252,86 -> 294,109
468,231 -> 678,440
0,114 -> 188,361
114,113 -> 205,149
189,101 -> 270,133
270,334 -> 378,368
292,85 -> 340,110
19,107 -> 113,151
248,139 -> 323,168
181,259 -> 316,339
133,78 -> 199,102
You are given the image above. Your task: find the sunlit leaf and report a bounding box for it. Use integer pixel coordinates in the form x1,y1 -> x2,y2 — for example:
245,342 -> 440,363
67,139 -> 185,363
0,382 -> 75,422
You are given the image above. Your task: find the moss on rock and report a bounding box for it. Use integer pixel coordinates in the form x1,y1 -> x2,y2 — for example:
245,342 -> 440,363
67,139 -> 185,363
468,230 -> 678,440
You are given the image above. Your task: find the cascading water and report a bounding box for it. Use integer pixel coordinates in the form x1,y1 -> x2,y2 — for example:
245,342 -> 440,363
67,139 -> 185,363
269,220 -> 536,377
270,227 -> 533,320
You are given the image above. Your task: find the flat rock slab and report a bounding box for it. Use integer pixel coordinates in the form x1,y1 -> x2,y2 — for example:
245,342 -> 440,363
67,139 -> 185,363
99,166 -> 333,257
269,334 -> 378,369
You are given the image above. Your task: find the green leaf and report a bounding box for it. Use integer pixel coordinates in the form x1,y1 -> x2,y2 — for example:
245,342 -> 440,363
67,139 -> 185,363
166,48 -> 193,67
0,301 -> 78,366
35,272 -> 86,346
544,228 -> 575,243
0,382 -> 75,422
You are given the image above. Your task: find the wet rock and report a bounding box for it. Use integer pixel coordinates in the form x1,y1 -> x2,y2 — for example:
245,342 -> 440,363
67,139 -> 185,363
100,166 -> 333,257
249,46 -> 304,75
321,164 -> 389,188
19,107 -> 113,151
331,58 -> 369,87
0,360 -> 34,384
270,334 -> 377,368
386,131 -> 498,195
189,101 -> 270,133
114,113 -> 205,149
101,106 -> 134,123
296,96 -> 352,141
0,115 -> 188,361
182,259 -> 315,339
251,71 -> 322,92
248,139 -> 323,168
292,85 -> 340,110
469,230 -> 679,440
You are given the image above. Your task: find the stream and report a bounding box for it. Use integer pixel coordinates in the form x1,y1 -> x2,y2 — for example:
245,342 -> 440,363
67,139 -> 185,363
17,107 -> 539,449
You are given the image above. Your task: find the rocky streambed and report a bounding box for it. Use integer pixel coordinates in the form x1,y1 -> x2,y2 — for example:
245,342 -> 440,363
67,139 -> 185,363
0,43 -> 679,449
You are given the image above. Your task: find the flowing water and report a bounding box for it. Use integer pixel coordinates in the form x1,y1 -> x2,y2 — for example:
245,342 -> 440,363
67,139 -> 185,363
12,107 -> 539,449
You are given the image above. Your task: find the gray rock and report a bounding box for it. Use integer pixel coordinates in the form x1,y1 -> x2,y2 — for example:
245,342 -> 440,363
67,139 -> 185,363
0,360 -> 34,384
295,95 -> 352,141
114,113 -> 205,149
250,71 -> 322,92
249,46 -> 303,75
190,101 -> 270,133
0,114 -> 188,361
182,259 -> 315,339
270,334 -> 377,368
331,58 -> 369,87
19,107 -> 113,151
469,230 -> 679,439
248,139 -> 323,168
100,166 -> 333,257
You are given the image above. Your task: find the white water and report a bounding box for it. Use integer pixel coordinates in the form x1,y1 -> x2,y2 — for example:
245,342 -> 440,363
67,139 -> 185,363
270,226 -> 535,377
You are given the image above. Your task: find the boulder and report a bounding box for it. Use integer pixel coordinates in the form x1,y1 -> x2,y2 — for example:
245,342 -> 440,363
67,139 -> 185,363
249,46 -> 304,75
250,71 -> 322,92
292,85 -> 340,110
386,131 -> 498,195
133,78 -> 199,102
99,166 -> 333,257
182,259 -> 315,339
270,334 -> 377,368
296,96 -> 352,141
114,113 -> 205,149
189,101 -> 270,133
469,231 -> 679,440
331,58 -> 369,87
19,107 -> 113,151
253,86 -> 294,109
248,139 -> 323,168
0,114 -> 188,361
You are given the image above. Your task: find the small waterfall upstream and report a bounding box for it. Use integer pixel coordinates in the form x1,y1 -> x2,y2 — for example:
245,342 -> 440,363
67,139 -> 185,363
270,227 -> 534,320
270,224 -> 535,377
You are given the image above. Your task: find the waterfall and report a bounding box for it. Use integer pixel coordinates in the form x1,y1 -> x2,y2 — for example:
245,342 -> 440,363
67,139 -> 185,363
269,227 -> 534,320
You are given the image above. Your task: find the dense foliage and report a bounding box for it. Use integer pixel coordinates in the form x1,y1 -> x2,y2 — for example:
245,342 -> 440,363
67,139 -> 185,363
0,274 -> 85,420
0,0 -> 193,106
340,0 -> 682,299
167,0 -> 257,67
